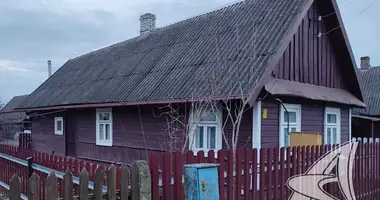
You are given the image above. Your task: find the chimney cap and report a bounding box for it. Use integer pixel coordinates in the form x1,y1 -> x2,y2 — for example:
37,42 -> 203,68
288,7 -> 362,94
361,56 -> 370,61
140,13 -> 156,20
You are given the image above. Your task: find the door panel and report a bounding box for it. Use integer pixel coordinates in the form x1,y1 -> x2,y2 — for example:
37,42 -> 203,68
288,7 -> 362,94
65,114 -> 77,157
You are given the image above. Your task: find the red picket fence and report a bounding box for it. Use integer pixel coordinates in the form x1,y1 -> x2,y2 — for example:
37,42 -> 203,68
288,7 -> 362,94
149,143 -> 380,200
0,144 -> 120,200
18,133 -> 31,149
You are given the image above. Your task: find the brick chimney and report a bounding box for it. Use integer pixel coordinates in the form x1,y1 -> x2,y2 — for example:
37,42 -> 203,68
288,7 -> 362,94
360,56 -> 371,70
47,60 -> 52,77
140,13 -> 156,35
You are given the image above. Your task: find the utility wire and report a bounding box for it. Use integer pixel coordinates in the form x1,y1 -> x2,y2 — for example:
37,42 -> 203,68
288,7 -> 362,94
323,0 -> 379,35
322,0 -> 356,18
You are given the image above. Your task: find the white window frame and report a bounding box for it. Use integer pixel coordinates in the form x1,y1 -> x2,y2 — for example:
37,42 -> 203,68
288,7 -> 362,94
324,107 -> 341,145
54,117 -> 64,135
279,104 -> 301,148
188,106 -> 223,154
96,108 -> 113,146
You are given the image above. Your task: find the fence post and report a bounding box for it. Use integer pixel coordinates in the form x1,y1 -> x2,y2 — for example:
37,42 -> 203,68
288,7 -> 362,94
131,160 -> 151,200
27,157 -> 34,177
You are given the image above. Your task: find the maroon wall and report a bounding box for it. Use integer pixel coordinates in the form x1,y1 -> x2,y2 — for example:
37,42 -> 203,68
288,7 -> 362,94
31,112 -> 66,156
273,2 -> 346,89
261,98 -> 350,148
30,104 -> 253,164
31,99 -> 351,164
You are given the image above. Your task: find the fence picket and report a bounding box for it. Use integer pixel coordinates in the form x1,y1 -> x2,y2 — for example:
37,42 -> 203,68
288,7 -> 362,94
149,153 -> 159,200
259,149 -> 265,200
273,147 -> 278,200
10,175 -> 21,200
62,170 -> 73,200
197,151 -> 205,163
267,148 -> 272,200
235,149 -> 243,200
46,172 -> 57,200
79,168 -> 89,199
162,152 -> 172,200
227,150 -> 233,200
107,165 -> 116,200
174,152 -> 183,200
244,149 -> 252,199
93,167 -> 103,200
28,173 -> 40,200
120,165 -> 130,200
217,150 -> 226,200
252,149 -> 258,200
279,147 -> 285,199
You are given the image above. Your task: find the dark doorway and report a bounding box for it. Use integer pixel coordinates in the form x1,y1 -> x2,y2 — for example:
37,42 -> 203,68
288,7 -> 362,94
65,114 -> 77,157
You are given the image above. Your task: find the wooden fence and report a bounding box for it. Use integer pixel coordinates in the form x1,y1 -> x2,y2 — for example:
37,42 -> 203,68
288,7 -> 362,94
0,144 -> 120,199
6,162 -> 150,200
2,138 -> 380,200
149,141 -> 380,200
18,133 -> 31,149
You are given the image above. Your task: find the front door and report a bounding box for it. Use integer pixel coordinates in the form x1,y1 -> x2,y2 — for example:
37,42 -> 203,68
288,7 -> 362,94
65,114 -> 77,157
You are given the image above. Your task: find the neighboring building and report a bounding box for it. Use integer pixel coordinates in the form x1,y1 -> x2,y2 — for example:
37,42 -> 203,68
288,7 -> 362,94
0,95 -> 31,140
16,0 -> 364,164
352,56 -> 380,138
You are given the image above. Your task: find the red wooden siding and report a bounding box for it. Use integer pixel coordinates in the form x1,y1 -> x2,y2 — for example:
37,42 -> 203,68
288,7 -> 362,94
273,2 -> 346,89
31,113 -> 65,156
260,99 -> 350,148
31,104 -> 253,164
31,100 -> 350,164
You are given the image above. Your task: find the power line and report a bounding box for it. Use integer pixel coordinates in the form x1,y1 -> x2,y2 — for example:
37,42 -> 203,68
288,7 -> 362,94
322,0 -> 356,18
323,0 -> 379,35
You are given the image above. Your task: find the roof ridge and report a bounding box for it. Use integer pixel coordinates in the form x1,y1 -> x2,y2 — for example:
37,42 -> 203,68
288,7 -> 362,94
69,0 -> 247,62
155,0 -> 246,31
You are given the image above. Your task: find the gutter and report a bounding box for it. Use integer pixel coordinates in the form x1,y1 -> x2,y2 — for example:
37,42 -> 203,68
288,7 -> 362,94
352,114 -> 380,121
14,96 -> 246,112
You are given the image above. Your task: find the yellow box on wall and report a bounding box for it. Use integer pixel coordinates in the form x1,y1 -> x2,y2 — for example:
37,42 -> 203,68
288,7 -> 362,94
290,132 -> 322,147
262,108 -> 268,119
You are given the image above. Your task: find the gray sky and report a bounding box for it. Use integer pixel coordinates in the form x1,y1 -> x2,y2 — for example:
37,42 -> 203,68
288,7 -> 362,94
0,0 -> 379,102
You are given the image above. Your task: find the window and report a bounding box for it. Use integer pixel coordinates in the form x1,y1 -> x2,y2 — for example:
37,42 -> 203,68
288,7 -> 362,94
324,107 -> 341,145
279,104 -> 301,147
54,117 -> 63,135
189,107 -> 222,153
96,108 -> 113,146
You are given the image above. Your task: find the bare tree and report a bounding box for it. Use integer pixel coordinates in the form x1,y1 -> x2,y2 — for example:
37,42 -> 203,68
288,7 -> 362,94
155,18 -> 257,157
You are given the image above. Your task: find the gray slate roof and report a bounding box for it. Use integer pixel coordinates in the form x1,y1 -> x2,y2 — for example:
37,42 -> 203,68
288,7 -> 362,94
0,95 -> 28,123
20,0 -> 308,109
353,67 -> 380,116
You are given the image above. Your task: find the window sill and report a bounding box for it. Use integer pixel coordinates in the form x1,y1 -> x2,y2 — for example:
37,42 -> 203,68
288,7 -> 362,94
96,141 -> 113,147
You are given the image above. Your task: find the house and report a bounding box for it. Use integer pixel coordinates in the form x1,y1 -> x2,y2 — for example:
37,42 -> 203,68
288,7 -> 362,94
0,95 -> 31,141
352,56 -> 380,138
16,0 -> 365,164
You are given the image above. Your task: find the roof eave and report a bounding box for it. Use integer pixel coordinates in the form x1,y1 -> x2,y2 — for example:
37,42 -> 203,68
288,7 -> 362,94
15,96 -> 247,112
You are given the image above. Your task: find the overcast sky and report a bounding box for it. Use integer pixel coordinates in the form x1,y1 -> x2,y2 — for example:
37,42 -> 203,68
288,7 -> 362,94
0,0 -> 379,102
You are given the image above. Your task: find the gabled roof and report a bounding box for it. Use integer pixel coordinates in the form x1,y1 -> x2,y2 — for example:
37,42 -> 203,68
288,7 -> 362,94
0,95 -> 28,123
353,67 -> 380,116
19,0 -> 313,110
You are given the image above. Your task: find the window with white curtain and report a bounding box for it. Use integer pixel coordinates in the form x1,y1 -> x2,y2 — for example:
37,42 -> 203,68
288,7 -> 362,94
324,107 -> 341,145
189,107 -> 222,153
279,104 -> 301,147
96,108 -> 113,146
